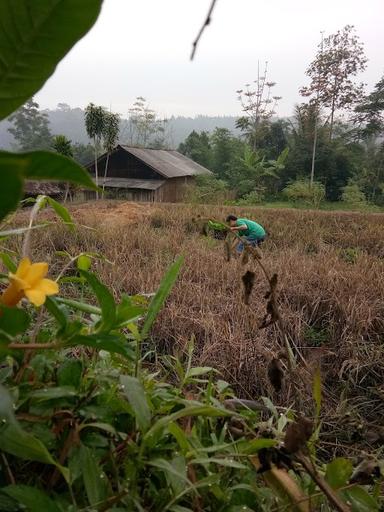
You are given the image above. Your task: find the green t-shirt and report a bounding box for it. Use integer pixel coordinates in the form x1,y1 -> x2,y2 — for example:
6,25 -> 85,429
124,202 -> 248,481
236,218 -> 266,238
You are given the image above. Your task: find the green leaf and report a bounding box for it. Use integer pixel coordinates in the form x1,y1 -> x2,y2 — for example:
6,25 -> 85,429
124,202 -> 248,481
0,305 -> 30,338
238,438 -> 277,454
0,0 -> 102,119
120,375 -> 151,432
30,386 -> 77,401
144,405 -> 232,445
45,297 -> 68,328
185,366 -> 215,379
79,270 -> 116,331
148,457 -> 188,495
77,254 -> 92,271
0,168 -> 23,221
168,421 -> 191,453
68,333 -> 134,360
325,458 -> 353,489
342,485 -> 379,512
3,485 -> 61,512
57,360 -> 83,388
0,151 -> 97,190
0,385 -> 68,480
116,295 -> 146,327
141,256 -> 183,339
46,197 -> 74,230
0,253 -> 17,272
79,444 -> 106,506
56,297 -> 101,315
191,457 -> 247,469
313,367 -> 322,418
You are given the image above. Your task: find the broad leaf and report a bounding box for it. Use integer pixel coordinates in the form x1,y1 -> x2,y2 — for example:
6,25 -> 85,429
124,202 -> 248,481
0,168 -> 23,221
325,458 -> 353,489
45,297 -> 68,329
141,256 -> 183,339
80,444 -> 106,506
80,270 -> 116,331
120,375 -> 151,432
342,485 -> 379,512
192,457 -> 247,469
77,254 -> 92,271
46,197 -> 74,230
0,385 -> 68,480
0,305 -> 30,338
0,0 -> 102,119
68,333 -> 134,360
3,485 -> 61,512
238,438 -> 277,454
0,252 -> 17,272
30,386 -> 77,401
0,151 -> 97,191
57,360 -> 83,388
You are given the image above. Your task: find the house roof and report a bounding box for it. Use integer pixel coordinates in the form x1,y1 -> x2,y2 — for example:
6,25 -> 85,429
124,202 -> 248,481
24,181 -> 62,196
99,178 -> 165,190
119,146 -> 212,178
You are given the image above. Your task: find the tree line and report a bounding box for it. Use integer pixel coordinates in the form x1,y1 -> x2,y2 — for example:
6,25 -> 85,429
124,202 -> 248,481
179,25 -> 384,207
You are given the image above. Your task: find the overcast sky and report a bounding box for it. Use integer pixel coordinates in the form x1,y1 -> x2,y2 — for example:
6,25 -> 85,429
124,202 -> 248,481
36,0 -> 383,118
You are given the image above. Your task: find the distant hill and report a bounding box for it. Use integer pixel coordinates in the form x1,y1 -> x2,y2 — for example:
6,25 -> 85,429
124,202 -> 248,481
0,106 -> 240,150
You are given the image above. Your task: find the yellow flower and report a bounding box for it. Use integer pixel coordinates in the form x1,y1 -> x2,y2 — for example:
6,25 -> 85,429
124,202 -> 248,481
1,257 -> 59,307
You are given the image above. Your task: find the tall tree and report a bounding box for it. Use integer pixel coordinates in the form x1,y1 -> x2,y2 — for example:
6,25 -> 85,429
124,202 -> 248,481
52,135 -> 73,202
85,103 -> 107,198
301,25 -> 367,140
236,61 -> 282,150
8,98 -> 52,150
126,97 -> 169,148
102,111 -> 120,197
354,75 -> 384,138
178,130 -> 212,168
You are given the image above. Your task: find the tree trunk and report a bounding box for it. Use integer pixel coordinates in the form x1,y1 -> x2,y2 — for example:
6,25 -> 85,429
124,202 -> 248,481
310,113 -> 319,187
64,183 -> 70,203
102,152 -> 110,199
94,136 -> 99,199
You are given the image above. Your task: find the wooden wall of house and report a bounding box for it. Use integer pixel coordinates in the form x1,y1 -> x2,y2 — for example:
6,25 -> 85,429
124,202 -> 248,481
154,177 -> 192,202
89,149 -> 162,180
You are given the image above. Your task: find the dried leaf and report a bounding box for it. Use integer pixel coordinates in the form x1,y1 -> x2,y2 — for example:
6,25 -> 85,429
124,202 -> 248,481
284,417 -> 313,454
268,358 -> 284,392
250,457 -> 310,512
242,271 -> 255,305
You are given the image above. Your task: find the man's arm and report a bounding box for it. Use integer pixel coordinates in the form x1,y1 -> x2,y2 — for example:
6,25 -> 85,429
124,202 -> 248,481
230,224 -> 247,233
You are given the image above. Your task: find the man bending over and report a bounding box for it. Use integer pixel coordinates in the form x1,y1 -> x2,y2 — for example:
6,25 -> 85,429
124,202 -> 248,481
226,214 -> 266,254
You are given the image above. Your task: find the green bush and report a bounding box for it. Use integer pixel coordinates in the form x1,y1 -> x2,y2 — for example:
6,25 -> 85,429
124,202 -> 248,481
283,179 -> 325,208
187,174 -> 229,204
236,190 -> 264,205
341,182 -> 367,205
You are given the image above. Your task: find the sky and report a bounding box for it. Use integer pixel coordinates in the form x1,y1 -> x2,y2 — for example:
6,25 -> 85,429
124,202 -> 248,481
36,0 -> 384,118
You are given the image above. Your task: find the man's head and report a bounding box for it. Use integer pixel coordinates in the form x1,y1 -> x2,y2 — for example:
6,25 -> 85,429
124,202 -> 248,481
226,214 -> 237,227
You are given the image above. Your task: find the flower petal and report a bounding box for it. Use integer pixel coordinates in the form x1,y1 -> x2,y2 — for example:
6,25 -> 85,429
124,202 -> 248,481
36,279 -> 59,296
24,288 -> 46,307
15,257 -> 31,279
25,262 -> 48,286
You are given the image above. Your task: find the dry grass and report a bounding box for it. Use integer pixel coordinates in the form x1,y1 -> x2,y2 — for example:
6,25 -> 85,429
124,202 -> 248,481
11,200 -> 384,447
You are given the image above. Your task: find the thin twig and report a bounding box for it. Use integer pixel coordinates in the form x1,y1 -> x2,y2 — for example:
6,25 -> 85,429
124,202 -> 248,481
8,342 -> 62,350
190,0 -> 218,60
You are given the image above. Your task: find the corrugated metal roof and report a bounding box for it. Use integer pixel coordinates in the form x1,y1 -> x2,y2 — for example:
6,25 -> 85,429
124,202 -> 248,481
100,178 -> 165,190
120,146 -> 212,178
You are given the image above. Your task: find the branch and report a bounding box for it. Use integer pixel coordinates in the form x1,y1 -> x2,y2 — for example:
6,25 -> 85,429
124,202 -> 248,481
190,0 -> 219,60
7,342 -> 62,350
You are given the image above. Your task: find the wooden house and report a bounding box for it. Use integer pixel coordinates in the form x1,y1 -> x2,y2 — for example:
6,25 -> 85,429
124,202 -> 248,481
85,145 -> 212,202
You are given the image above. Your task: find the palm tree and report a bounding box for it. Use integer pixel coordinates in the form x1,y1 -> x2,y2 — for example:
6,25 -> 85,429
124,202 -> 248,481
85,103 -> 106,198
102,112 -> 120,198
